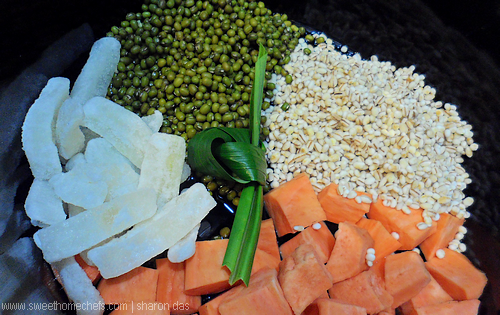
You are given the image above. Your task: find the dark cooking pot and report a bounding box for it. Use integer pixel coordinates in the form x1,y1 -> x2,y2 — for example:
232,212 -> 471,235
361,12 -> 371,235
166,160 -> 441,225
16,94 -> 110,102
1,0 -> 499,314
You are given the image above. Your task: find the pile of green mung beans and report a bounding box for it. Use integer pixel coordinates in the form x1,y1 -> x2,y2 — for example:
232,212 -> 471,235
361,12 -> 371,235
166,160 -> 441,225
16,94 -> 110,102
106,0 -> 304,143
106,0 -> 305,205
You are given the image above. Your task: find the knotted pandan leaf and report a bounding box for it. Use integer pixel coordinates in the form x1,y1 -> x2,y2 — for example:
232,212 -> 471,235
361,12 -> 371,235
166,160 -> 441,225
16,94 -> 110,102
187,127 -> 266,186
186,44 -> 268,286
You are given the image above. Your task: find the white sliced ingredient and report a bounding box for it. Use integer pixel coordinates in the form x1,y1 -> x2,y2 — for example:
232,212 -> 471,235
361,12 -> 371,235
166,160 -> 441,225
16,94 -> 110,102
82,96 -> 152,168
52,257 -> 104,315
138,133 -> 186,208
85,137 -> 136,170
70,37 -> 121,106
181,162 -> 191,183
84,138 -> 139,201
141,110 -> 163,133
65,152 -> 85,172
55,97 -> 85,160
168,223 -> 200,263
78,236 -> 116,267
49,164 -> 108,209
87,183 -> 215,278
21,77 -> 69,180
86,163 -> 139,201
34,188 -> 157,263
24,179 -> 66,227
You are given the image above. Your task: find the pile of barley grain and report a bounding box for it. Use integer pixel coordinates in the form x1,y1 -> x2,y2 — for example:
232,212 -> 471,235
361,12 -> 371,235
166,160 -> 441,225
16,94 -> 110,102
263,36 -> 477,251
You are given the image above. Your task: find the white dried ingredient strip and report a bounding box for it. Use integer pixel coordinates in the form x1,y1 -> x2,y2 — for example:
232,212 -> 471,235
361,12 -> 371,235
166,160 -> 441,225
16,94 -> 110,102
167,223 -> 200,263
52,257 -> 104,315
70,37 -> 121,106
24,179 -> 66,227
34,188 -> 157,263
87,183 -> 216,279
84,138 -> 139,201
86,163 -> 139,202
65,152 -> 86,172
49,163 -> 108,209
141,110 -> 163,133
82,96 -> 153,168
85,137 -> 136,170
21,77 -> 69,180
56,97 -> 85,160
138,133 -> 186,208
181,162 -> 191,183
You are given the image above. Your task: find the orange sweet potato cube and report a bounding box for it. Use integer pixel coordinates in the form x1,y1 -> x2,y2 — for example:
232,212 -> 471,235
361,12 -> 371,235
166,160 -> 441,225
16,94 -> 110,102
326,221 -> 374,284
264,173 -> 327,237
156,258 -> 201,315
218,268 -> 293,315
184,239 -> 279,296
97,266 -> 159,304
257,218 -> 281,261
367,200 -> 437,250
303,298 -> 368,315
198,285 -> 245,315
278,244 -> 334,314
419,213 -> 464,260
328,269 -> 393,314
399,275 -> 453,315
318,183 -> 371,223
425,249 -> 487,301
280,221 -> 335,264
412,299 -> 480,315
384,251 -> 431,309
357,217 -> 402,262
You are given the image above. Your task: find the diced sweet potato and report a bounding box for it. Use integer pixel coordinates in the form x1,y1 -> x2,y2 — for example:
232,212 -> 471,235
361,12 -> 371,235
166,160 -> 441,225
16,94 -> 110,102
156,258 -> 201,315
257,219 -> 281,261
412,299 -> 480,315
328,269 -> 393,315
326,221 -> 374,283
419,213 -> 464,260
317,183 -> 371,223
369,257 -> 386,285
263,173 -> 327,237
367,200 -> 436,250
357,218 -> 401,262
184,239 -> 277,296
97,266 -> 159,304
184,239 -> 232,296
218,268 -> 293,315
400,275 -> 453,315
425,249 -> 487,300
252,247 -> 281,272
280,221 -> 335,264
198,285 -> 245,315
384,251 -> 431,309
304,298 -> 368,315
278,244 -> 334,314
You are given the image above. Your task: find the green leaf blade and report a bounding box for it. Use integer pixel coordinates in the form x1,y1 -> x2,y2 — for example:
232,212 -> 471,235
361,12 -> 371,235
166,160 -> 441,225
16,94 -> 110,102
249,44 -> 268,145
188,43 -> 269,287
222,184 -> 263,286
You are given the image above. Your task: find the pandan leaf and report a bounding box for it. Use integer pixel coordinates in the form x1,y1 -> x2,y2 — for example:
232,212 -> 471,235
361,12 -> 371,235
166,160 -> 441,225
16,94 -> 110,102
187,44 -> 268,286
